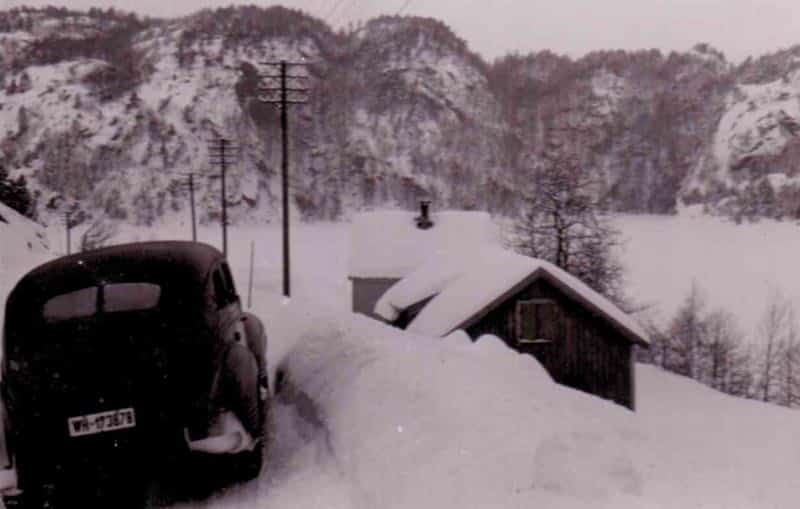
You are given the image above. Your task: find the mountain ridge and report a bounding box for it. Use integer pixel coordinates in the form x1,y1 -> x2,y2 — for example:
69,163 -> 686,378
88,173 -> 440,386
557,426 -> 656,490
2,5 -> 800,228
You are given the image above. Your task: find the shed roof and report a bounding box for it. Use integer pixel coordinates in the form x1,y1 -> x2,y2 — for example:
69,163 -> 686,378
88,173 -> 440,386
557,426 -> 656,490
376,247 -> 649,346
349,210 -> 498,279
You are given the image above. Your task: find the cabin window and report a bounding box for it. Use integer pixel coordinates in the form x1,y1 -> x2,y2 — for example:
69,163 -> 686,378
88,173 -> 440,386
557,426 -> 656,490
516,299 -> 557,344
43,287 -> 98,321
103,283 -> 161,313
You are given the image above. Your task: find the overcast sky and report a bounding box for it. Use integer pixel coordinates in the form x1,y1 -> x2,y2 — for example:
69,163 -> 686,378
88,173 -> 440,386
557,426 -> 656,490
3,0 -> 799,63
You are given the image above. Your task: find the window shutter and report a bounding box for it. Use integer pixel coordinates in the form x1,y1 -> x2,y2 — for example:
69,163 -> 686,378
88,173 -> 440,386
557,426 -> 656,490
517,301 -> 537,342
516,299 -> 557,344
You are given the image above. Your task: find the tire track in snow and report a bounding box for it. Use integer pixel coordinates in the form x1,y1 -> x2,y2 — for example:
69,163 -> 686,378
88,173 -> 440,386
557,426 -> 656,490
167,375 -> 356,509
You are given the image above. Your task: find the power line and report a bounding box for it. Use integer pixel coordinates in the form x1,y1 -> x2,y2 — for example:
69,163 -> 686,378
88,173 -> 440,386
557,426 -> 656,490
323,0 -> 348,23
328,0 -> 360,27
396,0 -> 414,15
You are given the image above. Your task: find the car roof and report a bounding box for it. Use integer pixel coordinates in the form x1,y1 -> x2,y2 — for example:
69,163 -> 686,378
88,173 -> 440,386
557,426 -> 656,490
7,241 -> 224,311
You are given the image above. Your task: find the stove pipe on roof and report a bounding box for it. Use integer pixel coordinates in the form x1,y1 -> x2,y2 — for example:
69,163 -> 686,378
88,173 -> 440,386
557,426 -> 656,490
416,200 -> 434,230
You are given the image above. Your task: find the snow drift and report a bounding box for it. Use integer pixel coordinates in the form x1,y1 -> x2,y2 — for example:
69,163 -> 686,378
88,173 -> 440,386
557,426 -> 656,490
275,303 -> 647,509
271,299 -> 800,509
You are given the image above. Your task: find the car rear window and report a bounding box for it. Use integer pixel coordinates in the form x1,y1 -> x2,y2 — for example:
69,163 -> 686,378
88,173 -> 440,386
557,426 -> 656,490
42,283 -> 162,321
43,287 -> 98,321
103,283 -> 161,312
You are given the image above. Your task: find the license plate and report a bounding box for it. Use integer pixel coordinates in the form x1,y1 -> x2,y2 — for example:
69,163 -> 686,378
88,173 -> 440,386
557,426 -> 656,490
68,408 -> 136,437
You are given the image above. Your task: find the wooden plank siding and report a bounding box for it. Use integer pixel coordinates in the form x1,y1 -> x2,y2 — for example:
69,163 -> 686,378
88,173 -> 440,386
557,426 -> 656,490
465,278 -> 635,410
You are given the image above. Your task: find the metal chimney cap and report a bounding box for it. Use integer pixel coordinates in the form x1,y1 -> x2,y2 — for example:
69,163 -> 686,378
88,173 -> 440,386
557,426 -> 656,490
416,200 -> 434,230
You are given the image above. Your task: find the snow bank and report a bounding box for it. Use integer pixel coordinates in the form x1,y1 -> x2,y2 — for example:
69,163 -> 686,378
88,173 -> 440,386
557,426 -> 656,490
635,364 -> 800,508
277,304 -> 646,509
270,300 -> 800,509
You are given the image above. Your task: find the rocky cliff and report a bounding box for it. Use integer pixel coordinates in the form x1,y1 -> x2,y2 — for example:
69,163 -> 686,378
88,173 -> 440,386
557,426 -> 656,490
2,6 -> 800,226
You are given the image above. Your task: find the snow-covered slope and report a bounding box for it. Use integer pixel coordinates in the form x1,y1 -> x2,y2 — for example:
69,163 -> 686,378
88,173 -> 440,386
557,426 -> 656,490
1,7 -> 515,225
248,299 -> 800,509
0,200 -> 52,335
0,200 -> 49,253
1,218 -> 800,508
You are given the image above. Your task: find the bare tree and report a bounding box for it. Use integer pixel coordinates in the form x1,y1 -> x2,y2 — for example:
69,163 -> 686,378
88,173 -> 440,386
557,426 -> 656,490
666,282 -> 706,378
755,291 -> 791,403
510,154 -> 624,302
700,309 -> 749,395
722,344 -> 755,399
777,309 -> 800,408
636,316 -> 671,368
80,218 -> 118,252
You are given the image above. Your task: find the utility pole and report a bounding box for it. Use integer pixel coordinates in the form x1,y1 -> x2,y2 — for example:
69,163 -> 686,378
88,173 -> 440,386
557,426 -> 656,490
258,59 -> 309,298
248,240 -> 255,309
64,210 -> 72,255
179,172 -> 197,242
208,137 -> 238,257
62,203 -> 81,255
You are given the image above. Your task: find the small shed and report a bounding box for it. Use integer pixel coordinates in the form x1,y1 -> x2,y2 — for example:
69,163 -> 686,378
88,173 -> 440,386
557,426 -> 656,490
375,248 -> 649,410
348,205 -> 497,321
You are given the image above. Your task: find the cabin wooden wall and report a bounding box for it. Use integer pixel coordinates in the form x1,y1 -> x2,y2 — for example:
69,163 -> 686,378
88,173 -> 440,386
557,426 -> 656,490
466,278 -> 635,410
350,277 -> 400,321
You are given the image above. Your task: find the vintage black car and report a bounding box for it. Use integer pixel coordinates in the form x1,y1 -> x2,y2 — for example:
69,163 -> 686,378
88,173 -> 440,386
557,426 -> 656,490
0,241 -> 269,507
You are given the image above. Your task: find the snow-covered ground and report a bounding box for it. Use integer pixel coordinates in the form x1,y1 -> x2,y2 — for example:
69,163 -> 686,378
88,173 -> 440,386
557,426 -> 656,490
3,213 -> 800,508
618,213 -> 800,338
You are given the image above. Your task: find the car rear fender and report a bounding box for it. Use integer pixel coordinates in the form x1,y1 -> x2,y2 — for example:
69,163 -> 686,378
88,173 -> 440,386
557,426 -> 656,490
0,385 -> 19,496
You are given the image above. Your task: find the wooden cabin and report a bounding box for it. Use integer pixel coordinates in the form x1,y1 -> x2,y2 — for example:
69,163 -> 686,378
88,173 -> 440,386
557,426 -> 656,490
375,248 -> 649,410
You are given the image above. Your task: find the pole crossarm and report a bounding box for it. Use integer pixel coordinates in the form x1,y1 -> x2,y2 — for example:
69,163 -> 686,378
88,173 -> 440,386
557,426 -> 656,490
257,75 -> 310,80
257,86 -> 311,93
258,60 -> 309,66
257,60 -> 310,109
257,97 -> 308,105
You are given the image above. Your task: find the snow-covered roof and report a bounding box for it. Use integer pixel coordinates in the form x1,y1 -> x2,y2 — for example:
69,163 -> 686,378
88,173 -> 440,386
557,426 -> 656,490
376,247 -> 649,345
349,209 -> 498,279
